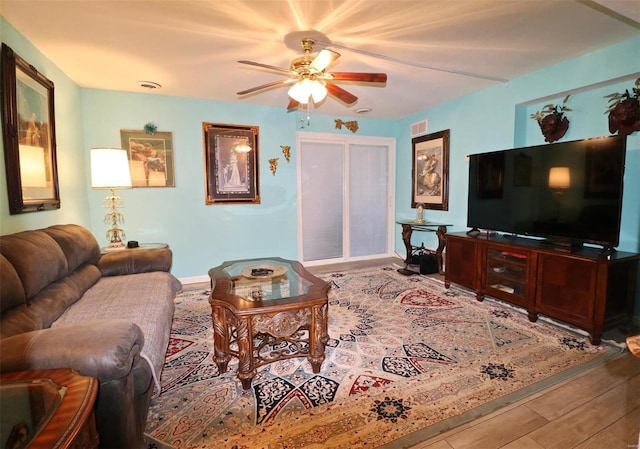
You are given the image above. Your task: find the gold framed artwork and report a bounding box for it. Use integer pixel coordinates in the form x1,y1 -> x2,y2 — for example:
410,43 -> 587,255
203,122 -> 260,205
412,129 -> 450,210
120,129 -> 175,187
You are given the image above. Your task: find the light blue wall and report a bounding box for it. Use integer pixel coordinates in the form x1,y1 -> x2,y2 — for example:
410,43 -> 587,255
80,90 -> 397,279
0,18 -> 90,234
395,37 -> 640,319
2,17 -> 639,316
396,37 -> 640,255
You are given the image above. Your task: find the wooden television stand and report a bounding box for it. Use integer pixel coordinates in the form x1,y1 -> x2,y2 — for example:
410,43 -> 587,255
444,232 -> 640,345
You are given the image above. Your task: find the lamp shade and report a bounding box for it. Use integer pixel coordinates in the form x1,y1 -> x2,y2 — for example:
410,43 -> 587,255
288,78 -> 312,104
548,166 -> 571,189
310,80 -> 328,103
288,79 -> 328,104
90,148 -> 132,189
19,144 -> 48,187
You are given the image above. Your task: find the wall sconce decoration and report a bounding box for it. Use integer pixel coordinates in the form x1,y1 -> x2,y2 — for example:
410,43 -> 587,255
604,77 -> 640,137
280,146 -> 291,163
530,95 -> 571,143
335,119 -> 359,133
269,158 -> 279,176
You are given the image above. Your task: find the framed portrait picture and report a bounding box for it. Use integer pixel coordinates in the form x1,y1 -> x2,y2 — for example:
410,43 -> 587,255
1,43 -> 60,214
203,122 -> 260,204
412,129 -> 449,210
120,130 -> 175,187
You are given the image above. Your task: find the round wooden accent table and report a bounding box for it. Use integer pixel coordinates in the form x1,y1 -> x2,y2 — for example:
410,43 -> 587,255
0,368 -> 98,449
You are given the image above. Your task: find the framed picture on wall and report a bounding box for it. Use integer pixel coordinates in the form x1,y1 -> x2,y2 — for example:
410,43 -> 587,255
203,122 -> 260,204
120,129 -> 175,187
412,129 -> 449,210
1,43 -> 60,214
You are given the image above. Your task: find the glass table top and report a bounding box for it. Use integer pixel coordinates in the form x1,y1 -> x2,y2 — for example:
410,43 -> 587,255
0,378 -> 65,449
221,258 -> 313,302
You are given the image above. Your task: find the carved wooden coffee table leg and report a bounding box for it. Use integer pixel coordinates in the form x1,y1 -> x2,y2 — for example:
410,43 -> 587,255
236,317 -> 256,389
308,303 -> 328,373
212,306 -> 231,373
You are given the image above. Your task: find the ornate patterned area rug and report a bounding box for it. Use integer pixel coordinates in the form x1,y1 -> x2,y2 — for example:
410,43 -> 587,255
144,266 -> 621,449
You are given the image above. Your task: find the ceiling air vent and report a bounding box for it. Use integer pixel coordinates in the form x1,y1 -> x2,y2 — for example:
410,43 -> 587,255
411,120 -> 428,137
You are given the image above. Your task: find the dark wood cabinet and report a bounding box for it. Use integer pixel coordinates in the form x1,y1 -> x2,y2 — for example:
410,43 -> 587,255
445,232 -> 640,344
444,235 -> 479,290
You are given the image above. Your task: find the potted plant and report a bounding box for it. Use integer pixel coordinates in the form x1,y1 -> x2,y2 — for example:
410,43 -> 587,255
604,77 -> 640,137
530,95 -> 571,143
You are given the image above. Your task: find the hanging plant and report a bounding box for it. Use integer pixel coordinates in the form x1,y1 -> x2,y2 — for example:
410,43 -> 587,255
604,77 -> 640,137
143,122 -> 158,135
530,95 -> 571,143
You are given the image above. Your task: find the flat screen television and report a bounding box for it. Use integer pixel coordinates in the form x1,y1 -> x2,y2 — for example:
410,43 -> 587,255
467,135 -> 627,250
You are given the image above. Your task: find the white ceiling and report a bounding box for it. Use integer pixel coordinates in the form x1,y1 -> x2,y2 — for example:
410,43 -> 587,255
1,0 -> 638,119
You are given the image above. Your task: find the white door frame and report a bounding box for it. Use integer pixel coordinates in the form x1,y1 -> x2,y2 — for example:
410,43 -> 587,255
296,131 -> 396,266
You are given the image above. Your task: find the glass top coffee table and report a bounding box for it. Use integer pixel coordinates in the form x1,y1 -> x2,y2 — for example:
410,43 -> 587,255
208,257 -> 330,389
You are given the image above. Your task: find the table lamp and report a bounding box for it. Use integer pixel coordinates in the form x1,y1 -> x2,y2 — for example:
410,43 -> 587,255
90,148 -> 132,248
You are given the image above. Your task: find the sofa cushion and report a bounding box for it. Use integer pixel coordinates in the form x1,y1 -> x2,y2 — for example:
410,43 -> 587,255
27,264 -> 102,330
52,271 -> 180,391
98,247 -> 173,276
0,254 -> 26,313
0,230 -> 67,299
0,304 -> 43,339
43,224 -> 101,273
0,320 -> 144,380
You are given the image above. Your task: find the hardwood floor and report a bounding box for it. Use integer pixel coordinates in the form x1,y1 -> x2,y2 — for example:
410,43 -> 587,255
193,257 -> 640,449
410,350 -> 640,449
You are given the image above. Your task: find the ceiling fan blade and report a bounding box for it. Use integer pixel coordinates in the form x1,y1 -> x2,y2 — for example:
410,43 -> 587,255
287,98 -> 299,110
238,60 -> 290,74
237,79 -> 291,96
330,72 -> 387,83
310,49 -> 340,71
326,83 -> 358,105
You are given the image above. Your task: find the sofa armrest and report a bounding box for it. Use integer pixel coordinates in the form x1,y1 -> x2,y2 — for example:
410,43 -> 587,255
97,247 -> 172,276
0,320 -> 144,381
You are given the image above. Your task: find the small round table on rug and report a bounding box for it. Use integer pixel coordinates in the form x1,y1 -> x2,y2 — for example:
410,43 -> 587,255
208,257 -> 331,389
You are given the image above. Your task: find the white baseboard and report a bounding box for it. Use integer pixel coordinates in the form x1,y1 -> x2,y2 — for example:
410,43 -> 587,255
179,275 -> 209,285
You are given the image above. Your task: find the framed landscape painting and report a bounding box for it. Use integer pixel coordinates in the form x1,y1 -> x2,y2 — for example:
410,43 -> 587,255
203,122 -> 260,204
411,129 -> 449,210
120,130 -> 175,187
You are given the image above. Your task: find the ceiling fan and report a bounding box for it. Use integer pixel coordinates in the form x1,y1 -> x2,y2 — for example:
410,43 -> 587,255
236,38 -> 387,110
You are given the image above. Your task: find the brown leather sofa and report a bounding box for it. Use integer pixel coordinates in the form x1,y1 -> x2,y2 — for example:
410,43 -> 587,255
0,224 -> 182,448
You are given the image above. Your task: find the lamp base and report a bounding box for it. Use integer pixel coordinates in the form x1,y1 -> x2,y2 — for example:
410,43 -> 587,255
106,226 -> 126,248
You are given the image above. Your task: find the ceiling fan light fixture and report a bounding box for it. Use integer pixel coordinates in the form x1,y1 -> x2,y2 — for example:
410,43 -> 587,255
288,78 -> 312,104
310,80 -> 328,103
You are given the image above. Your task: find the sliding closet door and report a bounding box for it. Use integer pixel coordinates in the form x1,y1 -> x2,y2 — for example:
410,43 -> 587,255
298,133 -> 395,264
299,142 -> 344,261
349,144 -> 389,257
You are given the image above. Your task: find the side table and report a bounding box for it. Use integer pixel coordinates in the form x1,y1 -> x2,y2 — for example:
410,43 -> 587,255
0,369 -> 98,449
101,242 -> 168,253
396,220 -> 451,275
